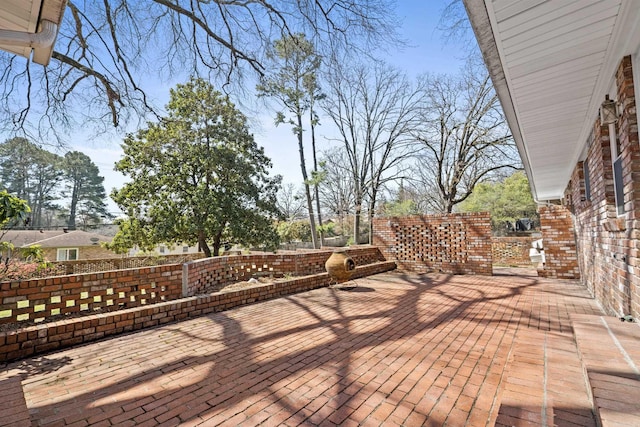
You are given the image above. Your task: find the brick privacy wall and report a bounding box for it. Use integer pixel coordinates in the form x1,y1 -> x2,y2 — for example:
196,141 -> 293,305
0,265 -> 183,325
567,56 -> 640,317
0,260 -> 395,362
537,205 -> 580,279
372,213 -> 492,275
184,246 -> 386,296
492,237 -> 536,266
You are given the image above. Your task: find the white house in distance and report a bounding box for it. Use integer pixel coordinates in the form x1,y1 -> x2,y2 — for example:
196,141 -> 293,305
464,0 -> 640,317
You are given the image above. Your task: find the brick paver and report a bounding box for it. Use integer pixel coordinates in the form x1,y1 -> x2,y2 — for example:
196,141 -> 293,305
572,314 -> 640,427
2,269 -> 604,426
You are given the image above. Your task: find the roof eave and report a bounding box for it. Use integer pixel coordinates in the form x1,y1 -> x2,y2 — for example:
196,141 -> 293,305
462,0 -> 542,201
0,0 -> 67,66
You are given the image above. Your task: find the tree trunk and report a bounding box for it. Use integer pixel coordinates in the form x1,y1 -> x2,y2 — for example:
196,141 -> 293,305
68,181 -> 79,230
310,109 -> 323,246
353,192 -> 362,245
367,189 -> 378,244
212,238 -> 220,256
297,113 -> 319,249
198,230 -> 212,257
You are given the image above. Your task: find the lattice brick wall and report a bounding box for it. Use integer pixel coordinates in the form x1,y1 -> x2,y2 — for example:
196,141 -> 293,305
0,265 -> 183,325
492,237 -> 536,266
183,247 -> 386,296
0,247 -> 387,326
372,213 -> 492,275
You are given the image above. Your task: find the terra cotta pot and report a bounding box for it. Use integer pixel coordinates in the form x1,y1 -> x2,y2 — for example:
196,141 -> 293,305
325,250 -> 356,282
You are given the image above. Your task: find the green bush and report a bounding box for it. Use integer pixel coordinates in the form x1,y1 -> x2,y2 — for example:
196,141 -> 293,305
277,220 -> 312,243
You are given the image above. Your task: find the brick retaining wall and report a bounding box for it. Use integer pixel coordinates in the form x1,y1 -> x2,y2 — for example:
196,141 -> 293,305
0,260 -> 395,362
0,247 -> 385,326
183,246 -> 385,296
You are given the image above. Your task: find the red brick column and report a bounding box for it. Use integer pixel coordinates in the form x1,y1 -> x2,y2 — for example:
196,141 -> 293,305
538,205 -> 580,279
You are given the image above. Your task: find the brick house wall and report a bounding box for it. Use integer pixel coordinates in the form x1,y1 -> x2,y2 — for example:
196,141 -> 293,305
565,56 -> 640,317
372,213 -> 492,275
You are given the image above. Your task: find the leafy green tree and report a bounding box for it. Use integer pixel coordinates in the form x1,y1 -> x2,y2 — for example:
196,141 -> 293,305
62,151 -> 112,229
380,200 -> 419,217
110,78 -> 282,257
257,34 -> 322,249
458,171 -> 538,233
0,137 -> 63,227
0,191 -> 45,280
0,190 -> 30,229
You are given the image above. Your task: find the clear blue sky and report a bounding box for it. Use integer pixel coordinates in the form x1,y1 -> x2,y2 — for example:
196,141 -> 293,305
72,0 -> 469,216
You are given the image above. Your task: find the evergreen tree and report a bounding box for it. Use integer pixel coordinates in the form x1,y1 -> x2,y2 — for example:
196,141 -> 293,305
0,138 -> 63,227
257,34 -> 322,249
110,78 -> 281,257
62,151 -> 111,229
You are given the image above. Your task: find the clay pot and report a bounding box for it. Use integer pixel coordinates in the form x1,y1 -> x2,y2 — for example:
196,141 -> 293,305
325,250 -> 356,283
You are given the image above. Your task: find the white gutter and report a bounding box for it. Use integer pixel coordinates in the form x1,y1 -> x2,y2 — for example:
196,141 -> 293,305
0,19 -> 57,50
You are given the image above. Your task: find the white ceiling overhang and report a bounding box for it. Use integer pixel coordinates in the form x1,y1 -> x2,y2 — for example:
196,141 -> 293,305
0,0 -> 66,66
464,0 -> 640,201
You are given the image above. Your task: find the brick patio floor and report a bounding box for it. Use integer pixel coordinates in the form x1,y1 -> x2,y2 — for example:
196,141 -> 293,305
0,269 -> 618,426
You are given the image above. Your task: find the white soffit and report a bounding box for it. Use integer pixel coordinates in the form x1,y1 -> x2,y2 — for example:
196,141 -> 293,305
0,0 -> 42,58
469,0 -> 640,201
0,0 -> 66,65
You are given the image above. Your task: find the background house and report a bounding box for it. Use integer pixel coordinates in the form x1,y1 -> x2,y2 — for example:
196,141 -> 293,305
127,242 -> 202,257
465,0 -> 640,317
1,230 -> 115,261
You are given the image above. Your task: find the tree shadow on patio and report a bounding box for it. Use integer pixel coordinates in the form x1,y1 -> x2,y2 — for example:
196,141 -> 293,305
9,269 -> 603,426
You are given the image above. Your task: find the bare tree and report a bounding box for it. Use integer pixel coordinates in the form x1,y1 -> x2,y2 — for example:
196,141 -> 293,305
277,183 -> 307,221
411,64 -> 519,213
318,148 -> 355,236
0,1 -> 398,140
438,0 -> 475,49
323,60 -> 423,243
